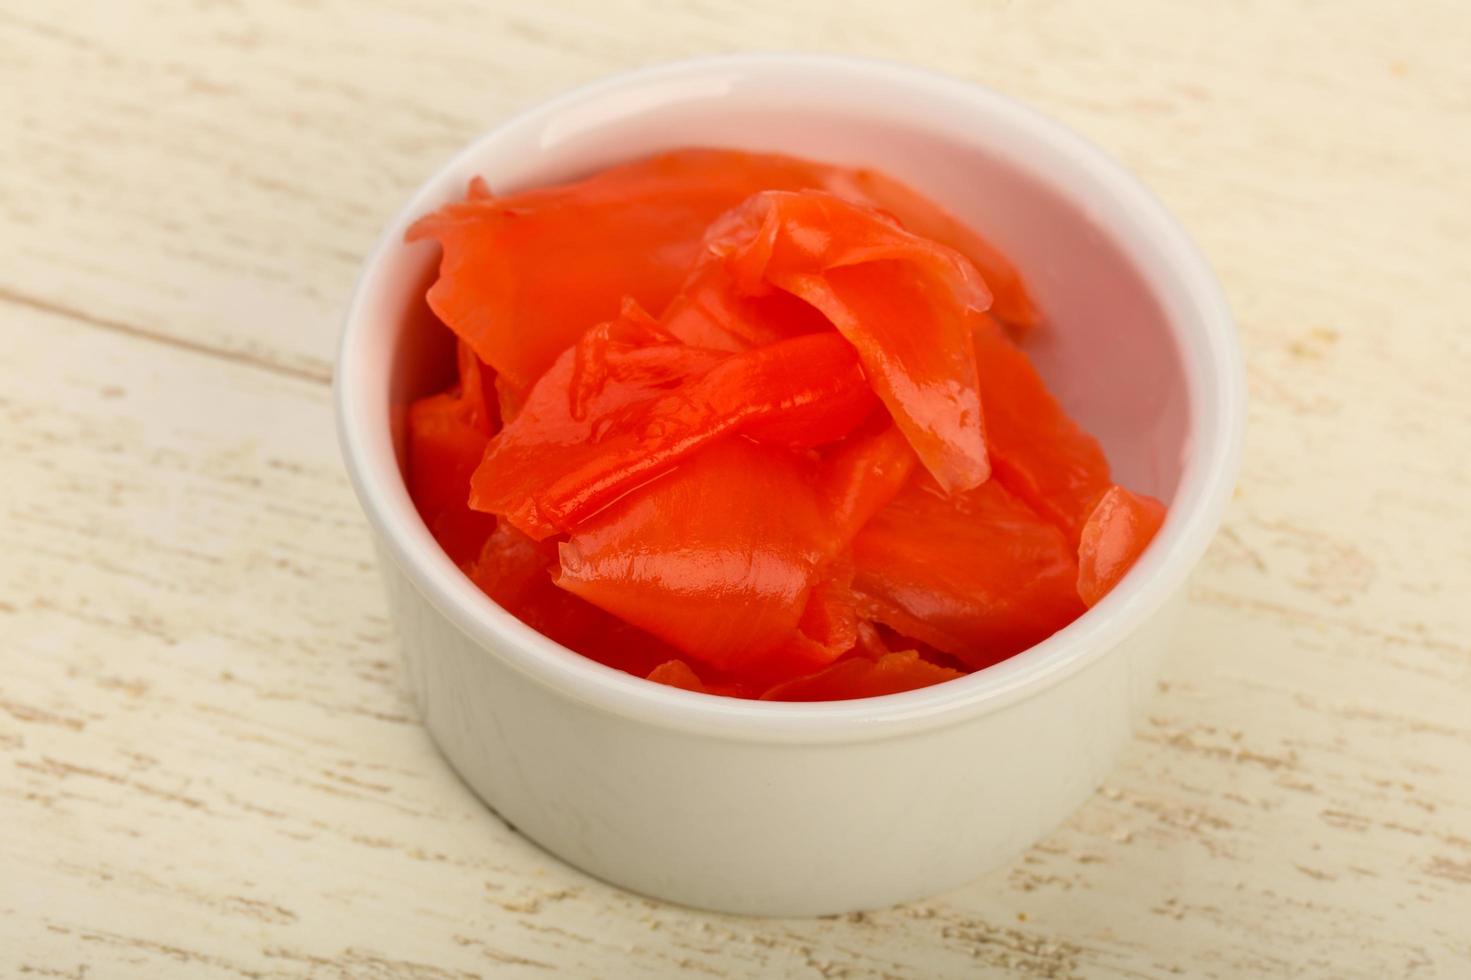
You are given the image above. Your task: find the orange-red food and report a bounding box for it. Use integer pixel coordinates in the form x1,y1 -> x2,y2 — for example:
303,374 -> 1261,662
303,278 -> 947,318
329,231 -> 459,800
646,659 -> 707,692
1076,485 -> 1167,608
708,190 -> 991,493
407,150 -> 820,392
818,422 -> 919,543
402,147 -> 1165,701
818,166 -> 1039,331
974,314 -> 1112,543
406,340 -> 497,564
555,439 -> 838,677
761,650 -> 963,702
464,522 -> 681,678
407,149 -> 1036,393
470,309 -> 876,541
660,256 -> 831,352
851,478 -> 1085,670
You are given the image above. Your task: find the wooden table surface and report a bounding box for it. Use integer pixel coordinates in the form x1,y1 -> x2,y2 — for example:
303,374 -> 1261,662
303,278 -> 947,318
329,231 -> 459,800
3,2 -> 1469,976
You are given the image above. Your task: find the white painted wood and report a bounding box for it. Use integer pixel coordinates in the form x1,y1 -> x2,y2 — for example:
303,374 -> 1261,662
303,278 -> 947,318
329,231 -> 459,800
1,1 -> 1467,976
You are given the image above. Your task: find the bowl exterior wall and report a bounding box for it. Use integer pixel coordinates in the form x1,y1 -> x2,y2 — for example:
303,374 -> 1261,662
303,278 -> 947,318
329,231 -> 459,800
382,542 -> 1184,915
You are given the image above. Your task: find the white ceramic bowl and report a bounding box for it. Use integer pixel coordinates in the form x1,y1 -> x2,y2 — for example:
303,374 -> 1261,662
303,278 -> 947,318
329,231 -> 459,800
336,53 -> 1245,916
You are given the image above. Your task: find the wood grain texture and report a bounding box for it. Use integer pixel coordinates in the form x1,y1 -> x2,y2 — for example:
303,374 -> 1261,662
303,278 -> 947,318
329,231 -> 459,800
2,0 -> 1468,976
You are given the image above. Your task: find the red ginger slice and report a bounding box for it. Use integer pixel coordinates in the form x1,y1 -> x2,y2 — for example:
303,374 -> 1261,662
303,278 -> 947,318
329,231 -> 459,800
659,260 -> 879,449
773,424 -> 924,675
645,660 -> 750,698
822,167 -> 1039,331
555,439 -> 838,675
471,312 -> 875,540
465,522 -> 680,678
852,478 -> 1084,670
818,421 -> 920,544
761,650 -> 963,702
784,554 -> 859,673
974,314 -> 1111,544
405,150 -> 840,391
406,339 -> 498,564
660,256 -> 832,352
646,660 -> 707,692
707,190 -> 992,494
1076,485 -> 1167,607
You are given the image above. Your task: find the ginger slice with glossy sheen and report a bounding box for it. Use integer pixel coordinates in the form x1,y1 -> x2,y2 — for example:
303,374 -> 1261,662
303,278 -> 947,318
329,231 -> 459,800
973,314 -> 1111,543
406,150 -> 842,391
761,650 -> 963,702
466,522 -> 681,678
555,439 -> 838,675
406,339 -> 498,564
1076,484 -> 1167,607
472,315 -> 874,540
852,478 -> 1085,671
707,189 -> 992,493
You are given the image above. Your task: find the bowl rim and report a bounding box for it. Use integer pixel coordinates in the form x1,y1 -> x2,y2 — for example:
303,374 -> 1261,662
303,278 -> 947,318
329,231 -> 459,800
335,52 -> 1245,744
